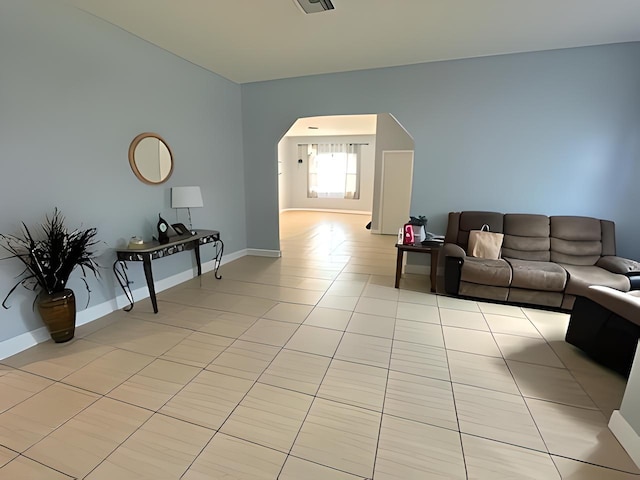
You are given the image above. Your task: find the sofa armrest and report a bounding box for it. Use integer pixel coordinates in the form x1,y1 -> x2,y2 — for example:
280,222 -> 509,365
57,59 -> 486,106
442,243 -> 465,295
442,243 -> 466,259
585,286 -> 640,325
597,256 -> 640,276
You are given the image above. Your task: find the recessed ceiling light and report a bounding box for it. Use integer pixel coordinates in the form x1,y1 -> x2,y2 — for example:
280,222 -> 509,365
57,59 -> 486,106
293,0 -> 335,14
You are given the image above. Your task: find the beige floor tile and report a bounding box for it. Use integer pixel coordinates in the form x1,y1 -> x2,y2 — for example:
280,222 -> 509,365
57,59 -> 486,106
86,413 -> 213,479
385,370 -> 457,430
507,360 -> 596,409
259,349 -> 330,395
462,434 -> 561,480
547,340 -> 599,372
390,340 -> 449,381
75,311 -> 127,338
0,368 -> 54,413
374,414 -> 466,480
394,319 -> 444,348
279,456 -> 364,479
84,319 -> 191,357
24,397 -> 152,478
453,383 -> 547,452
346,312 -> 395,338
443,326 -> 502,357
361,284 -> 399,301
396,302 -> 440,324
522,308 -> 569,341
2,338 -> 114,380
182,433 -> 286,480
220,383 -> 313,452
326,280 -> 367,297
238,318 -> 298,347
291,398 -> 381,478
127,301 -> 204,329
317,359 -> 387,411
525,397 -> 640,474
552,455 -> 640,479
493,333 -> 565,368
0,445 -> 17,468
478,301 -> 527,318
316,295 -> 359,311
160,331 -> 233,367
484,313 -> 542,338
107,359 -> 201,411
355,297 -> 397,317
335,332 -> 392,368
160,370 -> 253,430
447,350 -> 520,395
197,311 -> 258,338
0,456 -> 73,479
61,348 -> 155,395
193,291 -> 278,317
303,307 -> 352,330
206,339 -> 280,381
0,383 -> 98,452
284,325 -> 342,357
570,366 -> 627,417
263,302 -> 314,323
397,289 -> 438,306
437,295 -> 480,312
439,308 -> 489,331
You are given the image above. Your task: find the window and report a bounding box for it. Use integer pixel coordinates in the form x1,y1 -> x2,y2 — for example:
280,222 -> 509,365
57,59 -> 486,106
303,143 -> 361,199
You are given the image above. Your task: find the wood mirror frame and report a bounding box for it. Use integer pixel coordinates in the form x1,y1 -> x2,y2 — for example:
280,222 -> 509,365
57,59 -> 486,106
128,132 -> 174,185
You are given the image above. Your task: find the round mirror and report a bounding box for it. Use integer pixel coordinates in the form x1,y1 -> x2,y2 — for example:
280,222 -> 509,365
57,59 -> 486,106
128,133 -> 174,185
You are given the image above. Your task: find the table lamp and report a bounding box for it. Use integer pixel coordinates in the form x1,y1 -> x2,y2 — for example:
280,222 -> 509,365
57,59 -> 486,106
171,186 -> 203,234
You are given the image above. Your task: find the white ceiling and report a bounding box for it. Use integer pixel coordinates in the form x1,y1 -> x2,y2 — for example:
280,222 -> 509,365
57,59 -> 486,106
284,114 -> 378,137
68,0 -> 640,84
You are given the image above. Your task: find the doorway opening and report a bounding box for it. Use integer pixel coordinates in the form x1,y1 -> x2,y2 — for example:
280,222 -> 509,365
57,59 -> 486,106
277,113 -> 415,245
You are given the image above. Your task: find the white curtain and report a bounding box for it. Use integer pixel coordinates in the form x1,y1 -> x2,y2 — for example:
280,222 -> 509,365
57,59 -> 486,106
306,143 -> 360,199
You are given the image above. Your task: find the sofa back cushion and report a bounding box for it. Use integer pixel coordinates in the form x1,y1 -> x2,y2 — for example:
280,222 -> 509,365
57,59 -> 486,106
550,216 -> 602,265
502,214 -> 550,261
449,211 -> 504,251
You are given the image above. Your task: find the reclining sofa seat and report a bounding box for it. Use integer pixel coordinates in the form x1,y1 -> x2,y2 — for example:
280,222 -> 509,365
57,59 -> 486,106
442,211 -> 638,310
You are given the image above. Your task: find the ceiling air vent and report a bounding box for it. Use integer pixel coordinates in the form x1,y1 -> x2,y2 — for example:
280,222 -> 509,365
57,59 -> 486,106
294,0 -> 335,14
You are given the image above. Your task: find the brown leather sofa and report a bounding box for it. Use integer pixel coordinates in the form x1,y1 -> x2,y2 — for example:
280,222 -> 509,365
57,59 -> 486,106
441,211 -> 640,310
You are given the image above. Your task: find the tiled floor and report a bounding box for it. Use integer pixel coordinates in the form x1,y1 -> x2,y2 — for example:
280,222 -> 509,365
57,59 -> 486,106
0,211 -> 637,479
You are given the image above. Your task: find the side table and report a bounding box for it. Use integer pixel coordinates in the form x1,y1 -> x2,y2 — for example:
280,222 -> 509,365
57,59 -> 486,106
395,243 -> 442,293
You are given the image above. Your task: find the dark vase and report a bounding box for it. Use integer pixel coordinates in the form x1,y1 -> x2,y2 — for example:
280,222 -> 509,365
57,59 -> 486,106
37,289 -> 76,343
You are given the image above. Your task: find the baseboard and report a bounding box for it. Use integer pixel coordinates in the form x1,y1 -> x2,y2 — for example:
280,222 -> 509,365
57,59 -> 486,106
0,249 -> 247,361
404,264 -> 429,275
609,410 -> 640,468
247,249 -> 282,258
280,208 -> 372,216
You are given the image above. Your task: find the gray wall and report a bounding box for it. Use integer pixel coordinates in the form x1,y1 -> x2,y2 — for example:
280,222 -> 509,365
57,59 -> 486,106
242,43 -> 640,259
0,0 -> 246,342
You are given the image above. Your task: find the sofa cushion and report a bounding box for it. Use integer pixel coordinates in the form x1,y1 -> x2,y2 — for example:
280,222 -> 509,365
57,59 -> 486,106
505,258 -> 566,292
550,216 -> 602,266
461,257 -> 511,287
561,264 -> 630,297
502,214 -> 550,261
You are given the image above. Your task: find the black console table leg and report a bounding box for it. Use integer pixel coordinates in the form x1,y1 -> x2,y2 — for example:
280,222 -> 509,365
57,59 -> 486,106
142,255 -> 158,314
194,242 -> 202,276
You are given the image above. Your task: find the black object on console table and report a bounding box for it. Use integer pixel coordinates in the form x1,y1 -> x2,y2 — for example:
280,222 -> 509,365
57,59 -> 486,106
113,229 -> 223,313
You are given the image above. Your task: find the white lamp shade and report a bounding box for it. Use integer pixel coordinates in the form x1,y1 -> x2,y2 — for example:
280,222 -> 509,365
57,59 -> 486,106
171,186 -> 203,208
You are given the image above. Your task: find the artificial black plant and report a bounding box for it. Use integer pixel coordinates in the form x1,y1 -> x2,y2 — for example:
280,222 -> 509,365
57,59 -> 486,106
0,208 -> 100,309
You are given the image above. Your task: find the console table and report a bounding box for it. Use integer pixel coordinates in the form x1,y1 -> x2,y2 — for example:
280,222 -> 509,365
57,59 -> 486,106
395,242 -> 441,293
113,229 -> 223,313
